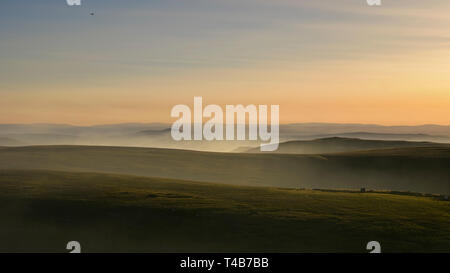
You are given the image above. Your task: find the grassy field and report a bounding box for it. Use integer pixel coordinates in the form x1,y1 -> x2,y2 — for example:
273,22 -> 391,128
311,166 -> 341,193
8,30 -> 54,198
0,145 -> 449,194
0,170 -> 448,253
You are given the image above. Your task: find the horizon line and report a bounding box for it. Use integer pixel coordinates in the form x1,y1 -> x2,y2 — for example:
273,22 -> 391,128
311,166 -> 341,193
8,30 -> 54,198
0,122 -> 449,127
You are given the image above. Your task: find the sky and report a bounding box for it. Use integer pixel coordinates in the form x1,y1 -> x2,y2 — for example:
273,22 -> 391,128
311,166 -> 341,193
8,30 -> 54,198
1,0 -> 449,125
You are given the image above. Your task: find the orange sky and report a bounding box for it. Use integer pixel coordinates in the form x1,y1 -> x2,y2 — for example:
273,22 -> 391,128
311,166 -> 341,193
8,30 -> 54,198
1,1 -> 449,126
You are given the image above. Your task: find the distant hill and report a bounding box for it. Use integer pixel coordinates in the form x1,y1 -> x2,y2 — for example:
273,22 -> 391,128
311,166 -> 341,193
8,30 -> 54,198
327,132 -> 447,141
281,123 -> 450,138
0,137 -> 24,146
282,132 -> 450,143
0,145 -> 448,194
135,128 -> 171,136
0,133 -> 79,145
243,137 -> 450,154
1,123 -> 449,152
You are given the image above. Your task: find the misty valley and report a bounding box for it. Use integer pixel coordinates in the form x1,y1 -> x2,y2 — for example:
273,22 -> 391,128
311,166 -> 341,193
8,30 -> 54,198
0,123 -> 448,253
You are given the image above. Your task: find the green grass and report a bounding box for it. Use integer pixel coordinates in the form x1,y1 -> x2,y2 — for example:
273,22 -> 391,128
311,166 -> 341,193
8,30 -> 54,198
0,170 -> 448,253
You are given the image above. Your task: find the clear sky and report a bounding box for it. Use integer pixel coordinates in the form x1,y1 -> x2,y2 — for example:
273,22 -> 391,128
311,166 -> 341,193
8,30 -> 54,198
1,0 -> 449,125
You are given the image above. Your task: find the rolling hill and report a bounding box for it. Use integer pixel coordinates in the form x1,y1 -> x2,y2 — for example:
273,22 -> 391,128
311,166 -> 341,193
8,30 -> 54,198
0,170 -> 448,252
0,145 -> 448,194
244,137 -> 450,154
1,123 -> 449,152
0,137 -> 24,146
